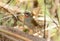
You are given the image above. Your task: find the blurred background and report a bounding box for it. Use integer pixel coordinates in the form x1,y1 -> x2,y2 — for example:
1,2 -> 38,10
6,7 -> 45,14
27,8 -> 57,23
0,0 -> 60,41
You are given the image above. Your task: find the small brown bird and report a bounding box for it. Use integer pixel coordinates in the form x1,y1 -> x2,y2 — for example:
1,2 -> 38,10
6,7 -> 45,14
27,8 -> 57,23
24,11 -> 41,28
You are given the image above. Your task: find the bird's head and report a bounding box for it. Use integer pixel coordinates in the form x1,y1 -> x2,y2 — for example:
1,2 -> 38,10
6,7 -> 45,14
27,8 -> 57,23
24,11 -> 32,18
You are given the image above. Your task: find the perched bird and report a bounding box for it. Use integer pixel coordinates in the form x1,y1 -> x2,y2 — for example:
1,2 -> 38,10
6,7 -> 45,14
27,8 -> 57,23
24,11 -> 41,29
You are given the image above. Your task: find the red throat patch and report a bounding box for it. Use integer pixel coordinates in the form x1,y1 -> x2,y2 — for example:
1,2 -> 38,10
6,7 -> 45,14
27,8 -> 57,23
25,14 -> 28,18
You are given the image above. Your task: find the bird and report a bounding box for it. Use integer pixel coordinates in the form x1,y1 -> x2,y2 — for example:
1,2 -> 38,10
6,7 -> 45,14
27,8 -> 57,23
24,11 -> 42,30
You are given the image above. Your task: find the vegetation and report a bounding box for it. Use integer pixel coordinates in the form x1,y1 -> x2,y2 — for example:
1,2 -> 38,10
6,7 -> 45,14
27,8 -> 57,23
0,0 -> 60,41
